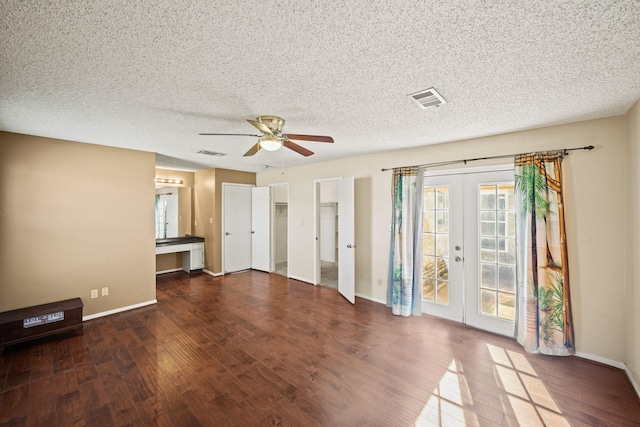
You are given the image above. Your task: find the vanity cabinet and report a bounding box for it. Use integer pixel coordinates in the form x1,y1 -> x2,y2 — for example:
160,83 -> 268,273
184,242 -> 204,272
156,236 -> 205,274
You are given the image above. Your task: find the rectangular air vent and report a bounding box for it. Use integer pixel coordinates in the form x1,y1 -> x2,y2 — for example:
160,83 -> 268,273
408,87 -> 447,109
198,150 -> 226,157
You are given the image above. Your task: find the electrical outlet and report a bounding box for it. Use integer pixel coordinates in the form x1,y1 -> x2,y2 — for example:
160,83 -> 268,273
102,287 -> 109,296
209,218 -> 213,223
91,289 -> 98,299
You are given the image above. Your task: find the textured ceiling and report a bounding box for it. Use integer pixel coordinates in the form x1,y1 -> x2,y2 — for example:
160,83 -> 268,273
1,1 -> 639,172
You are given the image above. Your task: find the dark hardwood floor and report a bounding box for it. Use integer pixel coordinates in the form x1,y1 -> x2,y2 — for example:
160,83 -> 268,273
1,271 -> 639,426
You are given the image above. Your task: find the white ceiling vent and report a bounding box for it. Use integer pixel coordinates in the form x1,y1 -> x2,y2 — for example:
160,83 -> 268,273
408,87 -> 447,109
198,150 -> 226,157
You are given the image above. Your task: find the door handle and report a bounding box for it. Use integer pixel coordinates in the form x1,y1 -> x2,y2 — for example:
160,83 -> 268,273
455,256 -> 462,262
225,232 -> 230,235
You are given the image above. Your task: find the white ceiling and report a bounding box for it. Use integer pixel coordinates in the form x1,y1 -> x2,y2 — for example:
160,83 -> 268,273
1,1 -> 639,172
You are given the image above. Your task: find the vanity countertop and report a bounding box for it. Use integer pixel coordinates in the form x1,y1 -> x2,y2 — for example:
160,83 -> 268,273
155,235 -> 204,247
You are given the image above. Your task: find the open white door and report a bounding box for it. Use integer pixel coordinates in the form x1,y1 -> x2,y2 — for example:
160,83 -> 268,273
338,176 -> 355,304
251,186 -> 271,272
223,184 -> 252,273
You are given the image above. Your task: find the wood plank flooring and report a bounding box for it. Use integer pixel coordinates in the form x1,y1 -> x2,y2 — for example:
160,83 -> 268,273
1,271 -> 639,426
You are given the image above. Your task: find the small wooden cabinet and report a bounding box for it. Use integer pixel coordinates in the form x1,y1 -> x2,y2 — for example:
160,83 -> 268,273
0,298 -> 83,354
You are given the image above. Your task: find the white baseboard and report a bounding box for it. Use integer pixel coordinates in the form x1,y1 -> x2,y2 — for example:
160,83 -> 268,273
355,293 -> 386,305
83,299 -> 157,321
575,351 -> 640,400
575,351 -> 626,370
288,274 -> 314,285
626,366 -> 640,400
155,268 -> 182,275
203,269 -> 223,277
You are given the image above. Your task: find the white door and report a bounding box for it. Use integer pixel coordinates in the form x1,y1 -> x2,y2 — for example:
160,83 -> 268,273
338,176 -> 355,304
223,184 -> 252,273
464,171 -> 516,336
421,175 -> 464,322
251,186 -> 271,272
423,169 -> 515,337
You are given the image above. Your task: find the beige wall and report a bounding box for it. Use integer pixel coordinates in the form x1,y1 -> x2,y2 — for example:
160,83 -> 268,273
156,253 -> 182,272
0,132 -> 156,316
194,167 -> 255,273
626,99 -> 640,386
258,116 -> 629,364
194,168 -> 216,271
155,168 -> 195,188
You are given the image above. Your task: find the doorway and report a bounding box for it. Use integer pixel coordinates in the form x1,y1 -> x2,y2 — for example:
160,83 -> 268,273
314,177 -> 355,304
272,183 -> 289,277
422,167 -> 516,337
317,180 -> 339,288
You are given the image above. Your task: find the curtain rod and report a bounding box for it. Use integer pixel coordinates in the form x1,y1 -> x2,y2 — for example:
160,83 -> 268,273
381,145 -> 595,172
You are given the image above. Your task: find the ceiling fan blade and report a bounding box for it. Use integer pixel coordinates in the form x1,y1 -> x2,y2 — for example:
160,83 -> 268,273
247,119 -> 273,135
243,142 -> 262,157
283,140 -> 314,156
284,133 -> 334,143
199,133 -> 261,137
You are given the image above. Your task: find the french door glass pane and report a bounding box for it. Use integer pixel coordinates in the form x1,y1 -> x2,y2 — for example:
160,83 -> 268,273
423,186 -> 450,304
478,183 -> 516,320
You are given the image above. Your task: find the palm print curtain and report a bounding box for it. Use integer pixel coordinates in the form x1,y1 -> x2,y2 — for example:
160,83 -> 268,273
387,167 -> 425,317
515,151 -> 575,355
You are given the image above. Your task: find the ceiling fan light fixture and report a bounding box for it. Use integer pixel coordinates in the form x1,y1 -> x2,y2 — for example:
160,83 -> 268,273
259,135 -> 282,151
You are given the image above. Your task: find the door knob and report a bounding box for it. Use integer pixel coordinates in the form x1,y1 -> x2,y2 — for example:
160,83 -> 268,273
225,232 -> 230,235
455,246 -> 461,251
455,256 -> 462,262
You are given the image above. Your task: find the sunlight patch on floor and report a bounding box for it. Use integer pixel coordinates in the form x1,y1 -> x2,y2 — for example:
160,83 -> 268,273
488,344 -> 570,427
415,359 -> 478,427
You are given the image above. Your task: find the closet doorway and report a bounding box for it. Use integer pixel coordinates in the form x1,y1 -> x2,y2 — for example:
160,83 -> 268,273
272,183 -> 289,277
314,177 -> 355,303
316,180 -> 339,288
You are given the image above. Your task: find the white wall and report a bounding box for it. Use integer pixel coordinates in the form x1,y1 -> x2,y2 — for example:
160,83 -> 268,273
258,115 -> 628,364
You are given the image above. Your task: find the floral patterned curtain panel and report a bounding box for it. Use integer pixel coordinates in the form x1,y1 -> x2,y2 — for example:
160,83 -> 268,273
387,167 -> 425,317
515,151 -> 575,355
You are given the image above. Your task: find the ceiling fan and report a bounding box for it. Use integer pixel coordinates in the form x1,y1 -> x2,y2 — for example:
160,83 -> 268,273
200,115 -> 334,157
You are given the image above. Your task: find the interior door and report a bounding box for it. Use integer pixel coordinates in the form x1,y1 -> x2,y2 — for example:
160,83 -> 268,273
338,176 -> 355,304
251,186 -> 271,272
223,184 -> 252,273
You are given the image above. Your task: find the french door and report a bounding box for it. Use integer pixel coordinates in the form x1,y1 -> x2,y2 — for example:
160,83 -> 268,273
422,169 -> 516,337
